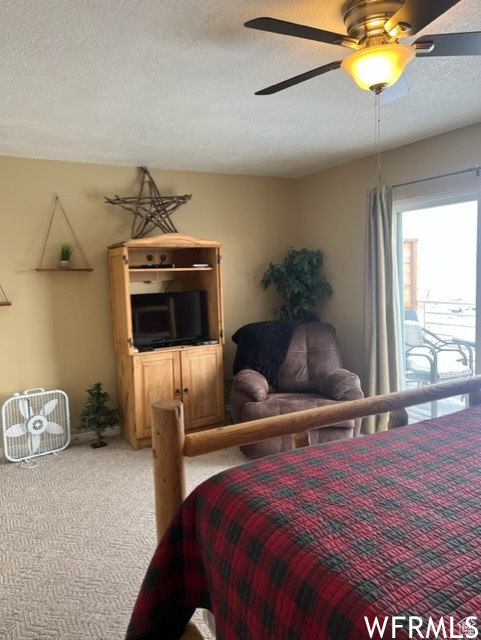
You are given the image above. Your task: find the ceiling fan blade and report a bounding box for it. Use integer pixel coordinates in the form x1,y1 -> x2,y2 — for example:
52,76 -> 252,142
245,17 -> 357,47
380,73 -> 410,105
254,61 -> 342,95
414,32 -> 481,57
384,0 -> 462,37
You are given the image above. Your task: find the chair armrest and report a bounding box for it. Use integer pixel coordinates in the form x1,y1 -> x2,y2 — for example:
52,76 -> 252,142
406,345 -> 436,367
231,369 -> 269,402
322,368 -> 364,401
440,339 -> 475,370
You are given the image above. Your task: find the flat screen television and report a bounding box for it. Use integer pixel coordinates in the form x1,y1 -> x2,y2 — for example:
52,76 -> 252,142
131,290 -> 208,349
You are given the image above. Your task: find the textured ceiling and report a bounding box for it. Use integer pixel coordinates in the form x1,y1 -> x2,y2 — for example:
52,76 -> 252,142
1,0 -> 480,178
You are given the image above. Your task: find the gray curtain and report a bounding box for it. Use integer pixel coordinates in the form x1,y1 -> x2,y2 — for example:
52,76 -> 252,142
363,185 -> 402,433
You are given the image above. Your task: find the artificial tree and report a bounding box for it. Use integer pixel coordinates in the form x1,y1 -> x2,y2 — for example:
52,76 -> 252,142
78,382 -> 119,448
261,247 -> 333,320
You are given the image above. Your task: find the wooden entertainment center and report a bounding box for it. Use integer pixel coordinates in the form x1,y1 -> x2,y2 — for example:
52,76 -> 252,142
108,233 -> 225,450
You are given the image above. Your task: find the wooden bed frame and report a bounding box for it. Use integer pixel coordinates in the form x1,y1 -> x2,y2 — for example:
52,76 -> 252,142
149,375 -> 481,640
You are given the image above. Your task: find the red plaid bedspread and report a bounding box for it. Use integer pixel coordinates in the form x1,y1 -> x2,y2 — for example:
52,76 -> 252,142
126,406 -> 481,639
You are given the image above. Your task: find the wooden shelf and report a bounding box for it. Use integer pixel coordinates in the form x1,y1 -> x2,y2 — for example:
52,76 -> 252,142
37,194 -> 93,271
0,284 -> 11,305
129,267 -> 212,273
36,268 -> 94,272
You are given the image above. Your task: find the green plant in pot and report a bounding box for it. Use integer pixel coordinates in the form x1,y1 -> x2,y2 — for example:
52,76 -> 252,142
78,382 -> 119,448
59,243 -> 74,268
261,247 -> 333,320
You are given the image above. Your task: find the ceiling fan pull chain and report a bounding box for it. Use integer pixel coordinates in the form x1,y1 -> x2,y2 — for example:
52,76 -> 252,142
375,92 -> 382,185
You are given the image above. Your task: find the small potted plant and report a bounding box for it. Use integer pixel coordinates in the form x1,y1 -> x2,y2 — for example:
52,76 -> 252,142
78,382 -> 119,448
59,243 -> 74,268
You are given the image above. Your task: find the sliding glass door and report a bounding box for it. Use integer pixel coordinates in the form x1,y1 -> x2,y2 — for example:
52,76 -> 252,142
397,193 -> 479,421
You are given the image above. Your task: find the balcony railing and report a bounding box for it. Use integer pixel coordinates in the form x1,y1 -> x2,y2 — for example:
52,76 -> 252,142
415,299 -> 476,344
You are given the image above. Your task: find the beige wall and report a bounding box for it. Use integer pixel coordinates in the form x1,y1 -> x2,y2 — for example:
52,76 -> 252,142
0,122 -> 479,428
298,122 -> 481,380
0,157 -> 295,424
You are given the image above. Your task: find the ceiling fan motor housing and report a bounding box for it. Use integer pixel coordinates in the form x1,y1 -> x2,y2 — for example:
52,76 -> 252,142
343,0 -> 405,43
245,0 -> 479,95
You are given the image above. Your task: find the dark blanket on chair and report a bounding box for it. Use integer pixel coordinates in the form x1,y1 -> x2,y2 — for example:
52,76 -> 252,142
232,320 -> 299,388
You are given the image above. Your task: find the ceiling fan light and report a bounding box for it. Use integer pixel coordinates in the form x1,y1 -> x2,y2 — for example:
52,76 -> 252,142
341,44 -> 415,91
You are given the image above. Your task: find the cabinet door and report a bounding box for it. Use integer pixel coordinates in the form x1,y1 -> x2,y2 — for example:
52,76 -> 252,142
108,247 -> 133,353
133,351 -> 181,440
181,346 -> 224,429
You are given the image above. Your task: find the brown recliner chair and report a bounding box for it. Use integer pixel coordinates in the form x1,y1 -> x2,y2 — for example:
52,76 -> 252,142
230,321 -> 364,458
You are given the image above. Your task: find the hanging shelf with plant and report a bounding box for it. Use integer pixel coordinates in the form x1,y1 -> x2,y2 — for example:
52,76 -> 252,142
0,283 -> 11,306
36,193 -> 93,272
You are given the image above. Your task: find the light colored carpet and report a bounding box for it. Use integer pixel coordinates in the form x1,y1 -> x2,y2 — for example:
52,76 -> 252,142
0,435 -> 246,639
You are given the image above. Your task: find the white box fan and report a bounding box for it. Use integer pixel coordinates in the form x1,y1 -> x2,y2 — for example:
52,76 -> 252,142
2,388 -> 70,462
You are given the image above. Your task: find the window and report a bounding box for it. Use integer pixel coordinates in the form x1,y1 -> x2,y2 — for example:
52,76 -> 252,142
395,188 -> 480,421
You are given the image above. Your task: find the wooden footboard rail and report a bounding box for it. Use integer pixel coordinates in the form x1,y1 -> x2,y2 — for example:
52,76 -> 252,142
152,375 -> 481,542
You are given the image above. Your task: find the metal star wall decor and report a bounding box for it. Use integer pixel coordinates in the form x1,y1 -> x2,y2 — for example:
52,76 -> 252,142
104,166 -> 192,238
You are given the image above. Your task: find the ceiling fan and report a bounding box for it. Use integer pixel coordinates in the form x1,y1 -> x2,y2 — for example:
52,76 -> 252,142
245,0 -> 481,95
